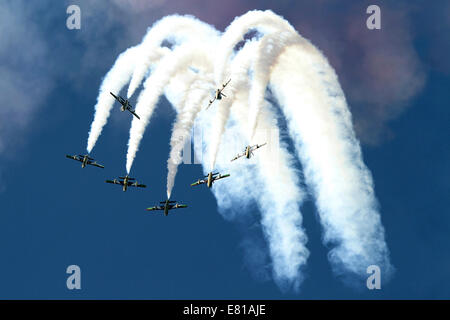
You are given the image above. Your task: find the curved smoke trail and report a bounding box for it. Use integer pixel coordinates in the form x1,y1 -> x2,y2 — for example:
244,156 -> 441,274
166,73 -> 214,199
87,14 -> 217,154
126,41 -> 217,173
208,10 -> 297,168
270,42 -> 393,280
166,40 -> 310,289
86,9 -> 393,290
127,15 -> 219,99
86,46 -> 140,153
216,44 -> 310,287
247,31 -> 300,140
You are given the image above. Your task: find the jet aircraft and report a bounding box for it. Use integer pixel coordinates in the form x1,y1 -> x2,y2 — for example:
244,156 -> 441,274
105,175 -> 146,192
231,143 -> 267,161
146,199 -> 188,216
110,92 -> 140,119
206,79 -> 231,109
66,154 -> 104,168
191,172 -> 230,188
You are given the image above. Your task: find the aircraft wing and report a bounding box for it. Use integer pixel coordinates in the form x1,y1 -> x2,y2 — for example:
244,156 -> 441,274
222,78 -> 231,88
128,109 -> 140,120
231,153 -> 244,162
87,161 -> 104,168
214,174 -> 230,181
206,97 -> 216,109
251,143 -> 267,151
191,179 -> 205,186
175,204 -> 188,209
110,92 -> 122,103
66,155 -> 81,162
129,182 -> 146,188
146,206 -> 162,211
105,179 -> 122,185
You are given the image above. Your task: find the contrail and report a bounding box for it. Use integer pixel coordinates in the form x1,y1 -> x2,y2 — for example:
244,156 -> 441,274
229,93 -> 309,289
198,87 -> 309,290
88,14 -> 216,154
86,46 -> 171,154
87,10 -> 393,290
208,10 -> 297,168
167,39 -> 255,199
86,46 -> 139,153
166,39 -> 310,289
214,10 -> 296,85
212,10 -> 392,282
166,73 -> 214,199
247,31 -> 300,140
127,15 -> 219,99
126,41 -> 217,173
269,41 -> 393,281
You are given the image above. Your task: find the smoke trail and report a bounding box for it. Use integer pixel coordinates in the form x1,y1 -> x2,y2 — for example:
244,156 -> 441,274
86,46 -> 139,153
86,10 -> 393,290
126,41 -> 217,173
231,95 -> 309,289
197,90 -> 309,290
214,9 -> 392,282
208,10 -> 297,168
87,15 -> 217,154
206,38 -> 259,168
166,73 -> 214,199
86,45 -> 171,153
270,43 -> 393,281
247,31 -> 300,140
167,39 -> 255,199
127,15 -> 219,99
169,39 -> 310,289
214,10 -> 296,85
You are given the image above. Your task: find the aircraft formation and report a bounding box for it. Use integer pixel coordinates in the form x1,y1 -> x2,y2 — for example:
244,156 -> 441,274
67,80 -> 266,216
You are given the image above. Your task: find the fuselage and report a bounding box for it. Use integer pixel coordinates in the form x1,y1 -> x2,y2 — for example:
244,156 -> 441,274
164,200 -> 170,216
215,89 -> 222,100
123,176 -> 129,192
207,172 -> 213,188
120,99 -> 130,112
245,146 -> 251,159
81,155 -> 90,168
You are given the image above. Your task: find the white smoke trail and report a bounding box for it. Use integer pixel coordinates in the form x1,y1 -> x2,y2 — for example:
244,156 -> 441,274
86,46 -> 171,154
247,31 -> 301,140
228,91 -> 309,289
270,43 -> 393,280
214,10 -> 296,85
87,14 -> 217,153
87,10 -> 392,290
213,9 -> 392,281
127,15 -> 219,99
166,73 -> 214,199
165,39 -> 310,289
126,41 -> 217,173
86,46 -> 139,153
166,39 -> 256,199
208,10 -> 297,168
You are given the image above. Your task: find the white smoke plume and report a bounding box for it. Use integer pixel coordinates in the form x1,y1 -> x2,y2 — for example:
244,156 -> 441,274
208,10 -> 297,168
125,41 -> 217,174
166,73 -> 214,199
87,14 -> 218,154
86,10 -> 393,290
270,42 -> 393,280
127,15 -> 220,99
163,40 -> 310,289
86,46 -> 139,153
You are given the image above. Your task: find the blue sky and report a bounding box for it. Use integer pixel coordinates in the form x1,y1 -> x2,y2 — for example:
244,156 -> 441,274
0,0 -> 448,299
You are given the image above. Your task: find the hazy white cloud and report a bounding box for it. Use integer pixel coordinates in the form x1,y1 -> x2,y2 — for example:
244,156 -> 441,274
0,2 -> 54,158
